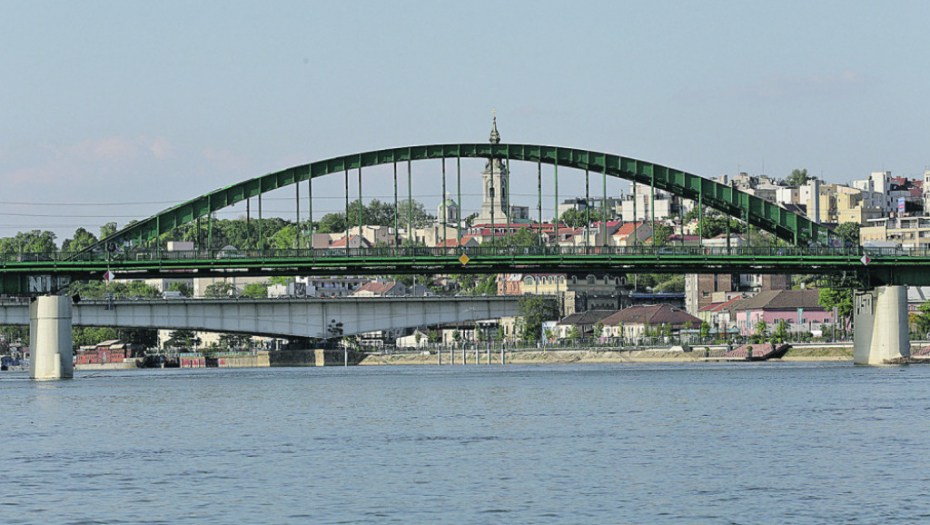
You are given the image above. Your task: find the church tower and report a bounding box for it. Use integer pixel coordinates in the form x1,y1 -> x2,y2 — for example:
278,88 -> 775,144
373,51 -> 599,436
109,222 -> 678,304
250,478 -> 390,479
474,114 -> 509,224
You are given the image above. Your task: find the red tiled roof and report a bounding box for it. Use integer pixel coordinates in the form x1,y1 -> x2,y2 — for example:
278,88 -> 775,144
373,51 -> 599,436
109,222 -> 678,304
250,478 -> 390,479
728,289 -> 824,311
436,238 -> 466,248
698,296 -> 743,312
355,281 -> 398,295
471,222 -> 535,228
329,234 -> 371,248
600,304 -> 701,326
612,222 -> 645,236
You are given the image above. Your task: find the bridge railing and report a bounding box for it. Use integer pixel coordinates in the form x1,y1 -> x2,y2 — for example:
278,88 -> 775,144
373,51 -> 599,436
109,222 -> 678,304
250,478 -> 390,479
0,244 -> 897,265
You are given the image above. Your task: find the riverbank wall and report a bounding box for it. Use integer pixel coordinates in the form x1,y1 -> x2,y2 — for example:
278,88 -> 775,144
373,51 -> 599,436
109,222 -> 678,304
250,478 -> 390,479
358,344 -> 856,365
71,344 -> 857,371
269,349 -> 365,367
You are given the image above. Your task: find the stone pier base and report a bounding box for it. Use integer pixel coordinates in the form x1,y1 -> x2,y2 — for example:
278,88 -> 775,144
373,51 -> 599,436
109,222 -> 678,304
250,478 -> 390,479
854,286 -> 910,365
29,296 -> 73,380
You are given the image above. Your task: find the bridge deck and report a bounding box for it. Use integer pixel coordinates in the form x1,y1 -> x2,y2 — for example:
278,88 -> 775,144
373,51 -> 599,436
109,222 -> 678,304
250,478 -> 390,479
0,245 -> 926,292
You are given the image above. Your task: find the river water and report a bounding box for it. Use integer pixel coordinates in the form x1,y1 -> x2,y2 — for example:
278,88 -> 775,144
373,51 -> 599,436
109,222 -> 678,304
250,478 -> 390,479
2,362 -> 928,524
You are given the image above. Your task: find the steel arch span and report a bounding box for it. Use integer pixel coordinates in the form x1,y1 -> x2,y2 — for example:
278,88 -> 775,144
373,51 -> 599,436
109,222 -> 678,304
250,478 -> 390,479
90,143 -> 831,252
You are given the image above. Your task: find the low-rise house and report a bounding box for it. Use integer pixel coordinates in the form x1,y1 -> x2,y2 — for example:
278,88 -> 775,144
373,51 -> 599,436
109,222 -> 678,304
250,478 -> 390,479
347,225 -> 399,246
435,236 -> 480,249
697,295 -> 744,335
74,340 -> 144,365
554,310 -> 618,339
573,221 -> 622,247
600,304 -> 702,340
353,281 -> 407,297
309,276 -> 371,297
311,233 -> 342,249
612,222 -> 653,247
726,289 -> 835,336
395,329 -> 430,349
329,234 -> 372,250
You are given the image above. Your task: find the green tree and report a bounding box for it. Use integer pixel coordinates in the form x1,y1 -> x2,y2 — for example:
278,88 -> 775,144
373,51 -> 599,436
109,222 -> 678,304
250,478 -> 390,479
167,281 -> 193,297
786,168 -> 812,187
123,282 -> 160,298
653,275 -> 685,293
0,325 -> 29,347
834,222 -> 861,247
631,273 -> 657,292
773,319 -> 789,343
116,327 -> 158,347
517,295 -> 559,341
558,208 -> 606,228
683,206 -> 703,224
0,230 -> 57,255
70,280 -> 160,300
366,199 -> 397,226
269,225 -> 299,249
650,224 -> 673,247
512,227 -> 541,247
218,333 -> 253,350
72,326 -> 119,348
100,222 -> 118,239
754,319 -> 769,342
453,274 -> 478,294
593,321 -> 604,339
913,301 -> 930,338
567,325 -> 580,341
242,282 -> 268,298
165,329 -> 200,349
699,321 -> 711,339
204,281 -> 237,298
473,274 -> 497,296
61,227 -> 98,253
698,215 -> 742,239
397,199 -> 435,230
818,288 -> 854,335
661,323 -> 672,338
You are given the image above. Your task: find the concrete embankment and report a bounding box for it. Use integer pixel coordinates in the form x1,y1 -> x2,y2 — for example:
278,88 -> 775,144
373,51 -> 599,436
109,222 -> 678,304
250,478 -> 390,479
75,358 -> 144,371
778,344 -> 854,361
359,345 -> 856,365
72,344 -> 856,370
270,349 -> 365,367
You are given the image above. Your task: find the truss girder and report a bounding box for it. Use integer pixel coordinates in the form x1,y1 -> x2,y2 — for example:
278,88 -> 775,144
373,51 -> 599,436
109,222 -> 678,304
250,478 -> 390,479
93,144 -> 831,250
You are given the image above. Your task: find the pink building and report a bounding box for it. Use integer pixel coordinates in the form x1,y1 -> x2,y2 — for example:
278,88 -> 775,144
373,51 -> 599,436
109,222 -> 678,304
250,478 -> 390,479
729,290 -> 835,335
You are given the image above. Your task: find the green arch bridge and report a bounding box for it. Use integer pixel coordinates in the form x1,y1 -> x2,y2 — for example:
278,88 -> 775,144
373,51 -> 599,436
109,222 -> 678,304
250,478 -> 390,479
0,143 -> 927,293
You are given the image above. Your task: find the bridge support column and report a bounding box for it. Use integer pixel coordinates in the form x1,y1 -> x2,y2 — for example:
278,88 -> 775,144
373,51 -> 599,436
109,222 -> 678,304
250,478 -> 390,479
29,296 -> 73,380
854,286 -> 910,365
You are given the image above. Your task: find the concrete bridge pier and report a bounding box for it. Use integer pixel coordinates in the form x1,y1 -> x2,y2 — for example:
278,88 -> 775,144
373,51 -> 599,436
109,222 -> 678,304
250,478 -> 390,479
854,286 -> 910,365
29,296 -> 73,380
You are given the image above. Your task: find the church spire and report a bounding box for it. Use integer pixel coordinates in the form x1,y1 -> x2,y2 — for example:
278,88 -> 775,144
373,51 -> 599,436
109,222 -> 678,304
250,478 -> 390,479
489,109 -> 500,144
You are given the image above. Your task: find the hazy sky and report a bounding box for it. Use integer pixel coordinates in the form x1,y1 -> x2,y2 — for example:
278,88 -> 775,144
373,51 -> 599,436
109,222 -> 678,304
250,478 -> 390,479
2,0 -> 929,241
